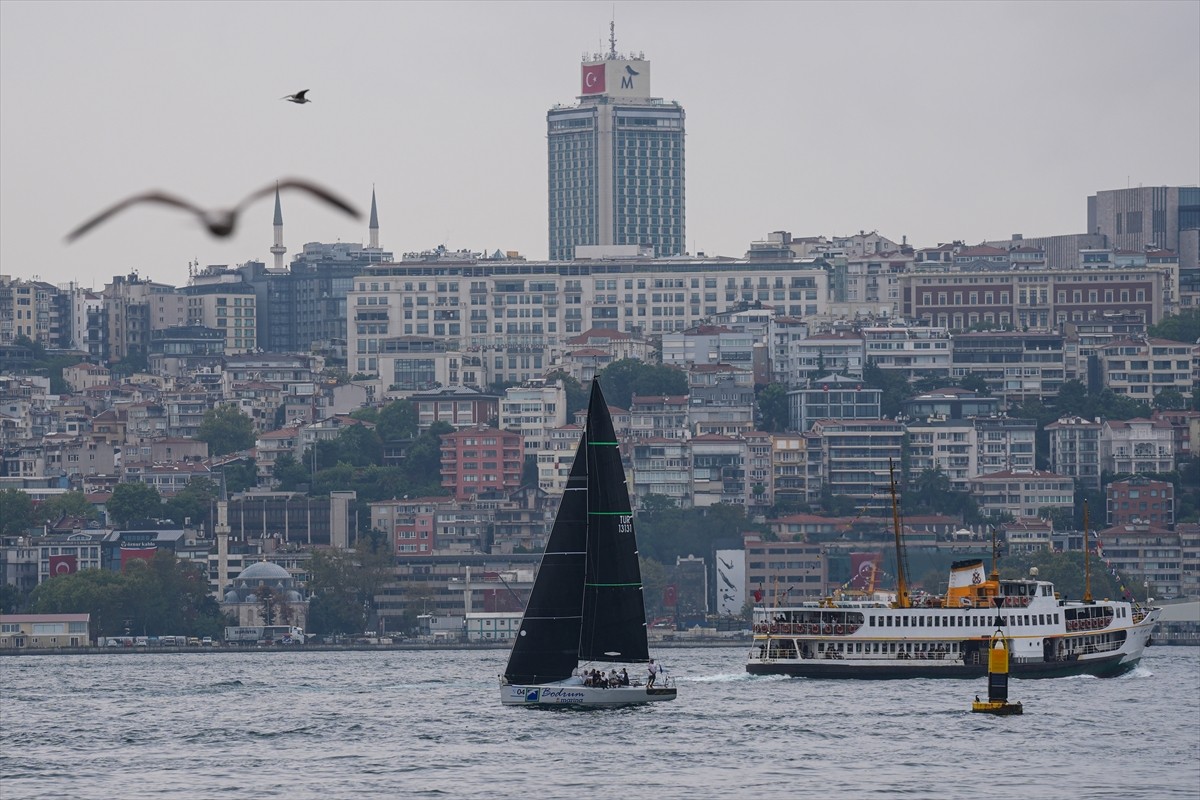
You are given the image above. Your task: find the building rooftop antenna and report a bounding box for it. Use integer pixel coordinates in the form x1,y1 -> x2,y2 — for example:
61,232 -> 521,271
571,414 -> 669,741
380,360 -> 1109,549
608,16 -> 617,60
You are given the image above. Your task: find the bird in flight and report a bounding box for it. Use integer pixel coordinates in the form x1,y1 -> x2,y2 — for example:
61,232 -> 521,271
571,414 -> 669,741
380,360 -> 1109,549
282,90 -> 311,104
66,179 -> 361,241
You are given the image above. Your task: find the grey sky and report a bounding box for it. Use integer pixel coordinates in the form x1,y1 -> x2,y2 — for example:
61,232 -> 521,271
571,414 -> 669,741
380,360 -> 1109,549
2,0 -> 1197,289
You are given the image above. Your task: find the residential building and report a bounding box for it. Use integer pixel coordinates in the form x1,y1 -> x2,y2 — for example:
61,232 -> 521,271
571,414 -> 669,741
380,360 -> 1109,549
1106,476 -> 1174,529
968,469 -> 1074,520
1152,409 -> 1200,466
1004,518 -> 1054,554
688,365 -> 756,437
770,433 -> 824,507
690,434 -> 748,507
900,264 -> 1166,331
182,267 -> 257,355
1098,524 -> 1182,600
547,38 -> 685,261
1046,416 -> 1103,491
901,389 -> 1000,421
905,418 -> 976,490
1178,523 -> 1200,600
788,375 -> 881,433
810,419 -> 905,512
440,427 -> 523,501
861,326 -> 951,382
973,417 -> 1037,475
629,394 -> 689,442
499,380 -> 566,454
743,533 -> 828,600
409,387 -> 500,432
1097,337 -> 1199,401
949,331 -> 1068,401
662,326 -> 756,370
631,437 -> 690,508
779,332 -> 865,386
1101,418 -> 1175,476
344,250 -> 828,382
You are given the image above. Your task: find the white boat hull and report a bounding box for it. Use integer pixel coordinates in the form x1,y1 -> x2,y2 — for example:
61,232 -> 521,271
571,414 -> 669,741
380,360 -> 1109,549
500,677 -> 677,707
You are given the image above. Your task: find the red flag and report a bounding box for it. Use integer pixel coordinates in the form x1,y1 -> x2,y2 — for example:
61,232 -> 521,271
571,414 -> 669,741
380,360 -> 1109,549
849,552 -> 882,591
662,584 -> 677,607
49,554 -> 77,576
120,546 -> 157,569
752,587 -> 764,603
581,63 -> 605,95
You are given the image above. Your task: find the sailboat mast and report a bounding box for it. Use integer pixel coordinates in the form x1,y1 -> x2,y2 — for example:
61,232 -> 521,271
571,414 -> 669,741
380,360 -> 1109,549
889,459 -> 910,609
1083,499 -> 1093,603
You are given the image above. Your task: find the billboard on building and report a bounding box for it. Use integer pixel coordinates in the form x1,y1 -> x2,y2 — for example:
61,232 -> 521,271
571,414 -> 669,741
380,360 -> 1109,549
715,549 -> 746,616
48,554 -> 77,576
580,59 -> 651,99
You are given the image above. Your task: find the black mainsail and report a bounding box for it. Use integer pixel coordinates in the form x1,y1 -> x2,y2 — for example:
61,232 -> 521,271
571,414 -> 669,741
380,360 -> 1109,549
503,380 -> 650,685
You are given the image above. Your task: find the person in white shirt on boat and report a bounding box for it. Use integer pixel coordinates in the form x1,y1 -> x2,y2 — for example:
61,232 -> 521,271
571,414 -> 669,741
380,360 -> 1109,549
647,659 -> 659,688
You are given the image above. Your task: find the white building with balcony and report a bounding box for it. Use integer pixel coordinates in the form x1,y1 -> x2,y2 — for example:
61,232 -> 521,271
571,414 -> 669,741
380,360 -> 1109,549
1101,418 -> 1175,476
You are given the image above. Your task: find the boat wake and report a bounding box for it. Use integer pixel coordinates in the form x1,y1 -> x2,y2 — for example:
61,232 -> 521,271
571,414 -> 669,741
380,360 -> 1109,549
1120,665 -> 1154,679
683,672 -> 764,684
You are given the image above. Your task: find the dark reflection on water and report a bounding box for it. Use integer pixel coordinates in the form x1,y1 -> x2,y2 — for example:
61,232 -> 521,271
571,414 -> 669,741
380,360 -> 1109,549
0,647 -> 1196,799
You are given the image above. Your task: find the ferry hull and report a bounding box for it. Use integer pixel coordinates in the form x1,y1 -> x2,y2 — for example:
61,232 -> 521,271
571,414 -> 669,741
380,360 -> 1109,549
747,650 -> 1140,680
500,679 -> 677,707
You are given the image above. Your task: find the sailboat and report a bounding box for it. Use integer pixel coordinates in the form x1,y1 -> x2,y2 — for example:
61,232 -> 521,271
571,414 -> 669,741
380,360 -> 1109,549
499,380 -> 678,707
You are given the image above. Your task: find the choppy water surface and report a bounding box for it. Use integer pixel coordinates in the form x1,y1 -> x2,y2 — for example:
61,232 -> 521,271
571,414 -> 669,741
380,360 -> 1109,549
1,646 -> 1197,799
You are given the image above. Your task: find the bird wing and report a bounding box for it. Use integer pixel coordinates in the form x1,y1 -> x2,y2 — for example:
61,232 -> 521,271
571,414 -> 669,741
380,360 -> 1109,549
295,90 -> 309,100
238,179 -> 361,219
66,192 -> 205,242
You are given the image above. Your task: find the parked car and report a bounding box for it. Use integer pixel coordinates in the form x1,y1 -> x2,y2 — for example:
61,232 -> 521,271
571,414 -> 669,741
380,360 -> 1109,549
186,637 -> 201,646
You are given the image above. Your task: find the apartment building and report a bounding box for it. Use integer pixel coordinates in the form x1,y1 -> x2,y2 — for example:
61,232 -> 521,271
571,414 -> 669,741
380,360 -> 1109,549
770,433 -> 824,507
905,418 -> 976,490
439,427 -> 523,501
949,331 -> 1069,402
788,375 -> 881,433
861,326 -> 952,382
1106,476 -> 1174,528
778,332 -> 865,386
1046,416 -> 1103,491
344,251 -> 828,384
968,469 -> 1074,520
631,437 -> 690,507
810,419 -> 905,512
1097,337 -> 1200,401
1098,524 -> 1182,599
1101,418 -> 1175,475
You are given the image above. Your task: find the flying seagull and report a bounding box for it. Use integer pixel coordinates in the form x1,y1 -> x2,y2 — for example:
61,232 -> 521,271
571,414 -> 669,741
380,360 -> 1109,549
66,179 -> 361,241
625,65 -> 639,76
282,90 -> 311,104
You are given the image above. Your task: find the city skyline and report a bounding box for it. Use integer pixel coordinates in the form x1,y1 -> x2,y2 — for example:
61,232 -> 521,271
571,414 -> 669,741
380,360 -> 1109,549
2,0 -> 1197,288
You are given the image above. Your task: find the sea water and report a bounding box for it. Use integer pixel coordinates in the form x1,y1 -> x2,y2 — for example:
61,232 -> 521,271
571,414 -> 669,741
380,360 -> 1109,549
1,645 -> 1196,799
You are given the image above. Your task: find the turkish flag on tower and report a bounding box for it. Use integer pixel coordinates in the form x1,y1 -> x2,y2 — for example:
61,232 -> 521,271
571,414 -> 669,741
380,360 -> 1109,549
581,64 -> 605,95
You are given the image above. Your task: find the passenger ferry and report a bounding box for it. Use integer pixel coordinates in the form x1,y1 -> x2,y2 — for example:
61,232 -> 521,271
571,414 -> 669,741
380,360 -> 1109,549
746,558 -> 1160,679
746,464 -> 1160,679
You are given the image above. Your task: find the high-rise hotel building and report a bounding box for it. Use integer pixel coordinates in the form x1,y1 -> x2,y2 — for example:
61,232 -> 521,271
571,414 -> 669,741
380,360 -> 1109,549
547,40 -> 685,261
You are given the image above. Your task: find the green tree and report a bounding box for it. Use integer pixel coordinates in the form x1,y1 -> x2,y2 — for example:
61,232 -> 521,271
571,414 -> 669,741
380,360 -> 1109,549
336,423 -> 383,467
1039,505 -> 1075,531
522,455 -> 539,487
1148,309 -> 1200,344
221,460 -> 258,493
195,405 -> 256,457
863,361 -> 911,418
273,453 -> 310,491
1000,550 -> 1126,602
376,399 -> 420,442
34,491 -> 99,524
0,489 -> 34,535
596,359 -> 688,408
1152,388 -> 1186,411
0,583 -> 24,614
958,372 -> 991,396
756,383 -> 790,432
161,477 -> 219,528
106,483 -> 162,527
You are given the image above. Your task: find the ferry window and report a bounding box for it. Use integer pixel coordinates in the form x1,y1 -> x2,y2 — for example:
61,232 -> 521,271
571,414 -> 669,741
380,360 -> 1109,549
918,617 -> 924,627
887,616 -> 893,626
869,615 -> 875,625
1054,614 -> 1060,624
903,617 -> 909,627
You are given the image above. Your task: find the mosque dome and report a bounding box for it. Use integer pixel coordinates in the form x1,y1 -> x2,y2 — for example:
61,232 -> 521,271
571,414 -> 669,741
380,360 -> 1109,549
237,561 -> 292,582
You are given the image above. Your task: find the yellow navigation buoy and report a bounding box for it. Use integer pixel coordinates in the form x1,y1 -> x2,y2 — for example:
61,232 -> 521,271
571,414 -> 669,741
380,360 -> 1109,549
972,599 -> 1023,715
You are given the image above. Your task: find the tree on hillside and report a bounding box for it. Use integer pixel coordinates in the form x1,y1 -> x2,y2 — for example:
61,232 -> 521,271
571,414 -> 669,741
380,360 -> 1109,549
162,477 -> 219,528
196,405 -> 255,456
273,453 -> 309,491
1152,388 -> 1186,411
1148,309 -> 1200,344
0,489 -> 34,536
863,361 -> 911,418
596,359 -> 688,408
959,372 -> 991,396
375,399 -> 420,442
756,383 -> 790,432
336,423 -> 383,467
106,483 -> 162,527
35,491 -> 99,524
